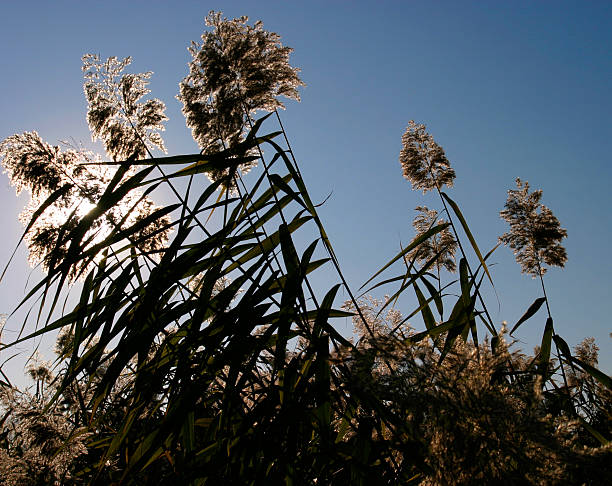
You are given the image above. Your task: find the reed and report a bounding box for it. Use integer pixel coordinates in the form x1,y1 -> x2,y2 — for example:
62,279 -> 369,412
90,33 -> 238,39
0,11 -> 609,485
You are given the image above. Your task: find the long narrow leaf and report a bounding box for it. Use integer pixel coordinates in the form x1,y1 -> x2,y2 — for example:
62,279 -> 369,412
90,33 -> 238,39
539,317 -> 554,380
511,297 -> 546,335
441,192 -> 493,287
361,223 -> 450,290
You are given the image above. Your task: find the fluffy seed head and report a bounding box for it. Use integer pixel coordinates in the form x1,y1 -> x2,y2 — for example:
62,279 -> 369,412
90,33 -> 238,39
83,54 -> 167,161
499,178 -> 567,277
407,206 -> 458,273
0,133 -> 171,278
399,120 -> 455,193
178,11 -> 304,185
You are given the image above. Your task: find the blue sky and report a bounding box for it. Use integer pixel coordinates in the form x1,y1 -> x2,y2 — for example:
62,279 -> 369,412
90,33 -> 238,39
0,0 -> 610,380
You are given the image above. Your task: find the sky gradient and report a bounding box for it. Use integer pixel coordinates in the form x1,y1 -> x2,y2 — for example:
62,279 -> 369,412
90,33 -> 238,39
1,1 -> 610,380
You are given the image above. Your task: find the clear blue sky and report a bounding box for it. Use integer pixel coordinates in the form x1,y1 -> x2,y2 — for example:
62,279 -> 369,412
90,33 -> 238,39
0,0 -> 610,381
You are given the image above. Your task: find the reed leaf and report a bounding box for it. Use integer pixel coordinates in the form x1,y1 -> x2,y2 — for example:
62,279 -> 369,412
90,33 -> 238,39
511,297 -> 547,335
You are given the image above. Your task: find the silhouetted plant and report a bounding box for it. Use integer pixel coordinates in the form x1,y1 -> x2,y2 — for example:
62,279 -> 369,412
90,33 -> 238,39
0,10 -> 609,486
0,131 -> 170,277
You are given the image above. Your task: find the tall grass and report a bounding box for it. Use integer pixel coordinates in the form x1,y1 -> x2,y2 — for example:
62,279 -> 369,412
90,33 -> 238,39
0,11 -> 610,486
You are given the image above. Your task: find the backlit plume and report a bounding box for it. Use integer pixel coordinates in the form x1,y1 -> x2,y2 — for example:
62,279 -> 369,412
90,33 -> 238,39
408,206 -> 458,273
499,178 -> 567,277
0,57 -> 172,278
399,120 -> 455,193
0,132 -> 171,278
83,54 -> 167,161
178,11 -> 304,184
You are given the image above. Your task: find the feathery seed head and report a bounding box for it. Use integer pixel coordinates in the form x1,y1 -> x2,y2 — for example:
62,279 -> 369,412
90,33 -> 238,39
407,206 -> 458,273
0,132 -> 77,197
178,11 -> 304,185
1,55 -> 172,277
0,133 -> 171,278
82,54 -> 167,161
499,178 -> 567,277
399,120 -> 455,193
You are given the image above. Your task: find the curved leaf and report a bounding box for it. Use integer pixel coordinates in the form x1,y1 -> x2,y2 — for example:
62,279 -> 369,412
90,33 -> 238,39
511,297 -> 546,335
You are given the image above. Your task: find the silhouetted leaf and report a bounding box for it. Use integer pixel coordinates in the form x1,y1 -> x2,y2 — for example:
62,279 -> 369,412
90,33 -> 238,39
511,297 -> 546,335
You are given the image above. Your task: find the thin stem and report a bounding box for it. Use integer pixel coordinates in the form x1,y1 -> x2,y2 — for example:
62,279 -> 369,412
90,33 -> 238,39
419,147 -> 497,335
536,260 -> 573,413
273,109 -> 375,341
241,105 -> 320,313
436,265 -> 443,321
537,266 -> 552,318
114,101 -> 288,311
272,109 -> 398,376
212,120 -> 314,336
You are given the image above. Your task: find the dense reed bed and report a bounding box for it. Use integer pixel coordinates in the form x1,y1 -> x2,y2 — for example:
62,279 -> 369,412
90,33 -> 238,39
0,12 -> 609,485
